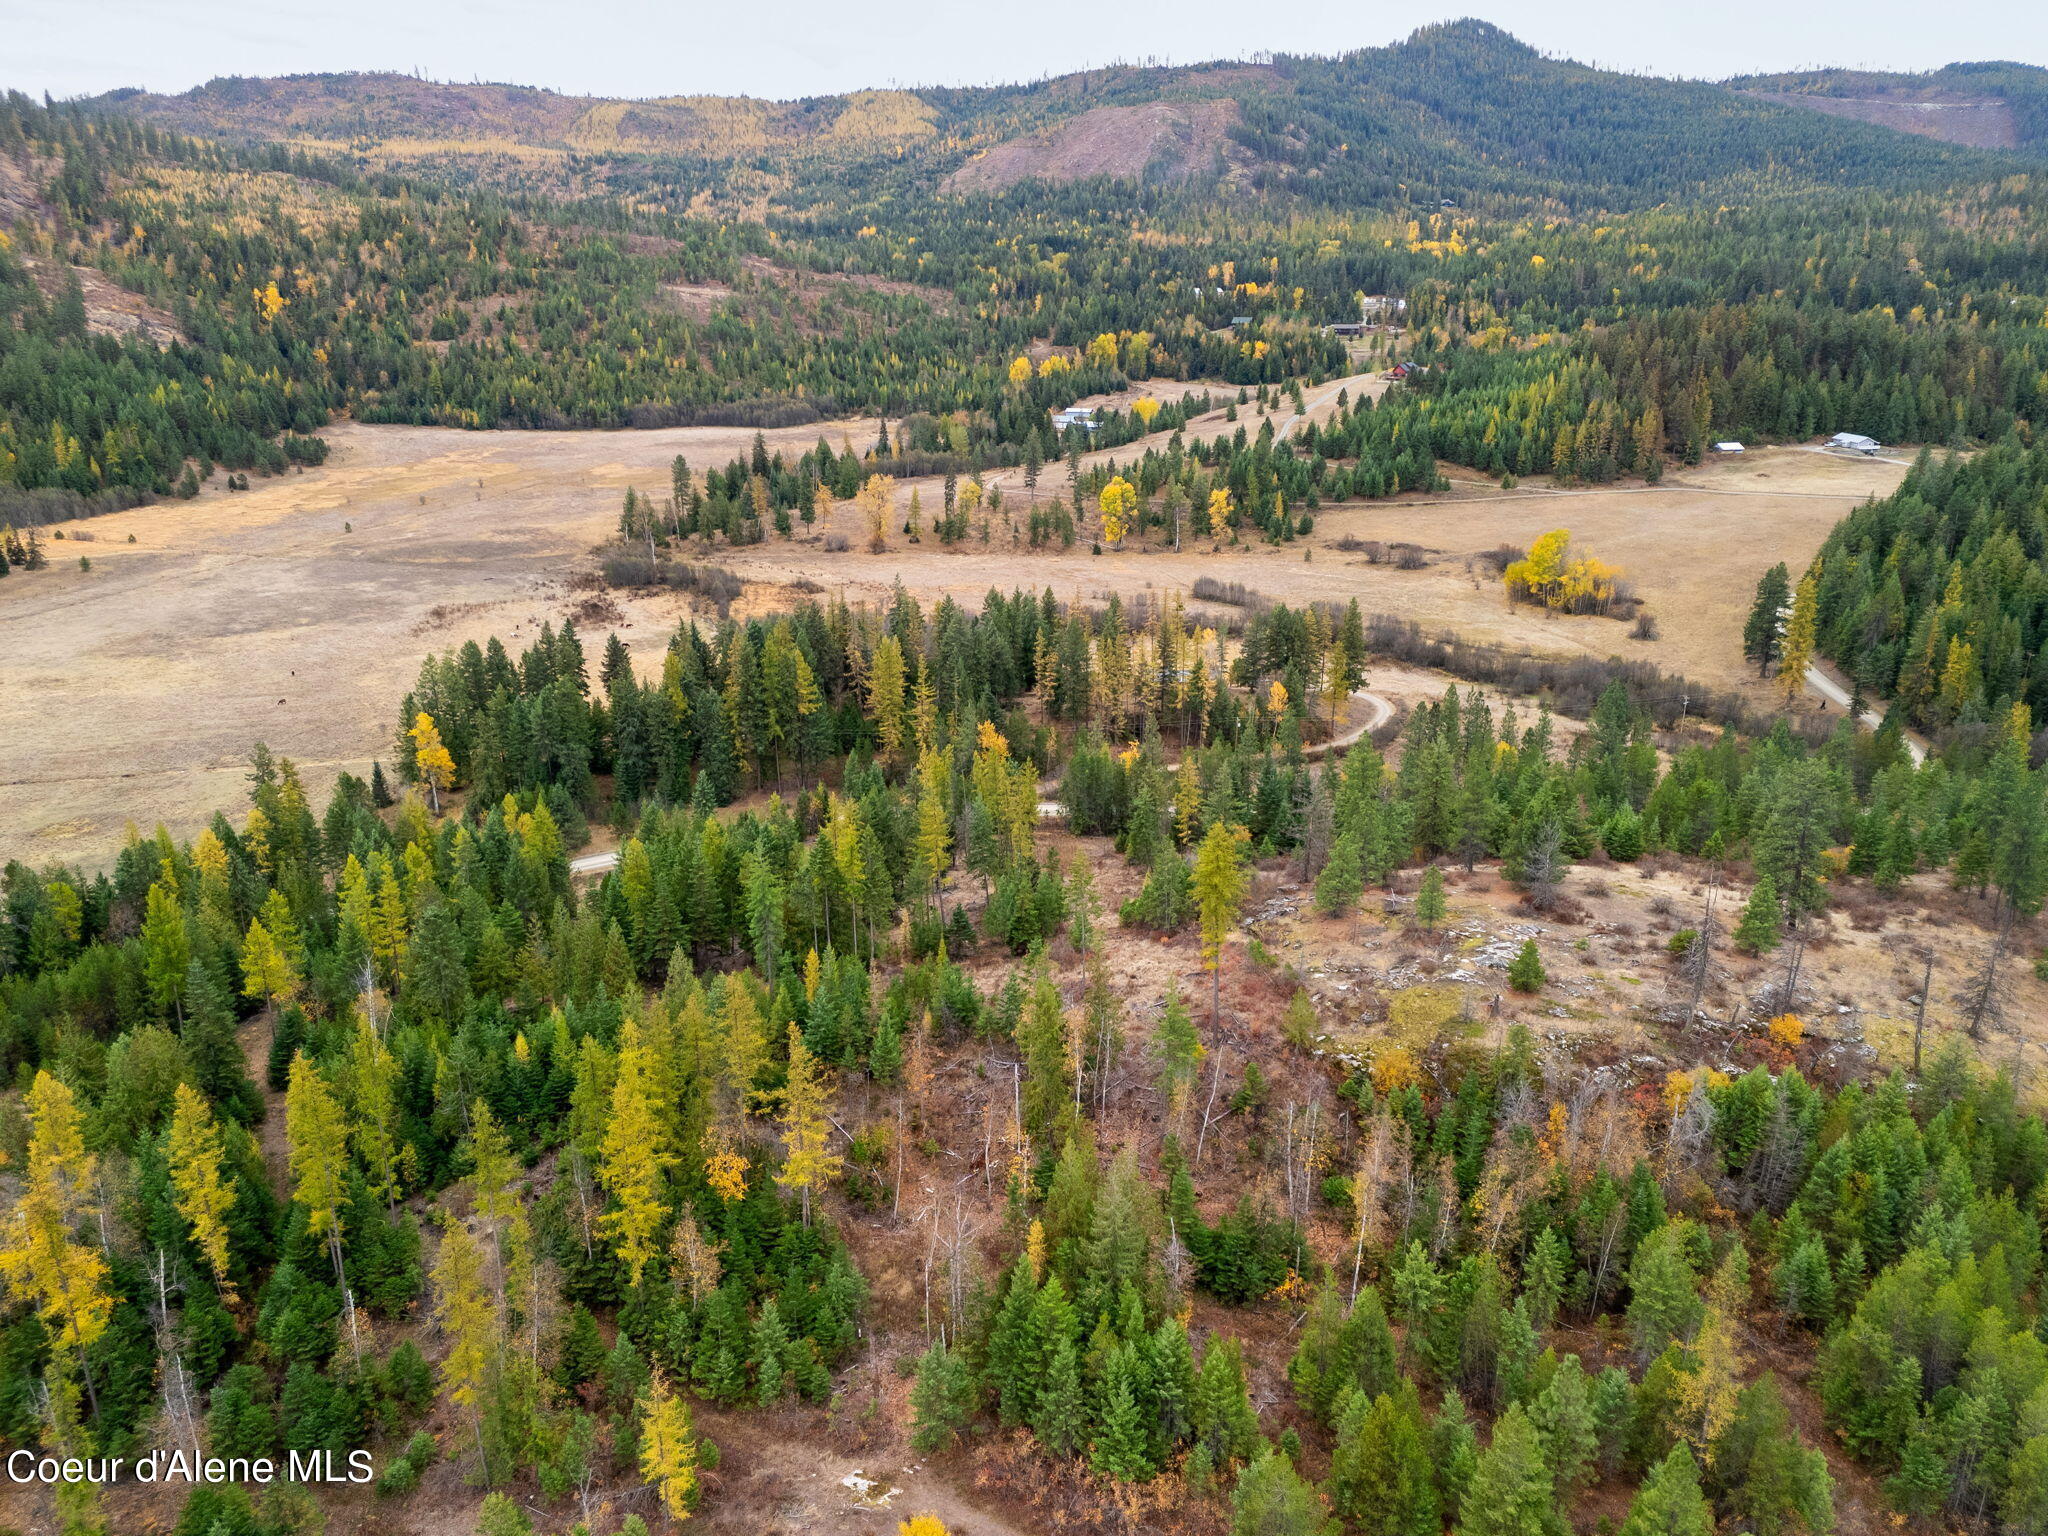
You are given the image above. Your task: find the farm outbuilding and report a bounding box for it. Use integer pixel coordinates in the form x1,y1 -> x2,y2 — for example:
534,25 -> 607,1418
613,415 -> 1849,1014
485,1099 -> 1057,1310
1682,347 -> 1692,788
1828,432 -> 1880,454
1714,441 -> 1746,453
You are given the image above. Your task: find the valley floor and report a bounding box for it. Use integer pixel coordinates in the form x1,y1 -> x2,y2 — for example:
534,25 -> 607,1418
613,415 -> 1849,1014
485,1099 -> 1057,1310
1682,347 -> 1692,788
0,402 -> 1907,871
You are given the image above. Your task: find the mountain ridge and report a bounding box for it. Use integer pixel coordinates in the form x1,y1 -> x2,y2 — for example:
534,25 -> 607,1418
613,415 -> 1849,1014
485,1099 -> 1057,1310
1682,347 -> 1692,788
81,22 -> 2034,214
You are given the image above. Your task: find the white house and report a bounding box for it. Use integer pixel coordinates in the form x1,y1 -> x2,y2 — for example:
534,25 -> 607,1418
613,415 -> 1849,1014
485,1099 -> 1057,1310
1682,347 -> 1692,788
1828,432 -> 1881,455
1713,441 -> 1746,453
1051,407 -> 1100,432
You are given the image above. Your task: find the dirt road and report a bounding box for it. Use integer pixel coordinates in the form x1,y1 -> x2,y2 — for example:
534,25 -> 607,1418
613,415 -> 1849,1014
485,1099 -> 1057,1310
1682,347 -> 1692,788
1804,661 -> 1928,764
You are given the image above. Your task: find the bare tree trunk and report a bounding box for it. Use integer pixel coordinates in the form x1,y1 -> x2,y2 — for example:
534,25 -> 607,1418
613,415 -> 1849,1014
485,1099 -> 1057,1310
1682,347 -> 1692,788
1912,948 -> 1934,1079
1195,1049 -> 1226,1167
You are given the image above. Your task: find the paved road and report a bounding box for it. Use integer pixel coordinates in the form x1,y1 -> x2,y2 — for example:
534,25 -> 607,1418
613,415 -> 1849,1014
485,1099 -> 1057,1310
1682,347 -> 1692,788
1803,663 -> 1927,765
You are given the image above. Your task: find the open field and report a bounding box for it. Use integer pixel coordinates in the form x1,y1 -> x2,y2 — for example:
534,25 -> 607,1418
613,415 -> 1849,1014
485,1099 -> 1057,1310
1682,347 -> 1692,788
0,396 -> 1906,868
0,415 -> 880,866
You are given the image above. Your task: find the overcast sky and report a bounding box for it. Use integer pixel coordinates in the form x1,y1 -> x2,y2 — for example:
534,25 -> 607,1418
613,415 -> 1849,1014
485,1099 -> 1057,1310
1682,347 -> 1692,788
13,0 -> 2048,102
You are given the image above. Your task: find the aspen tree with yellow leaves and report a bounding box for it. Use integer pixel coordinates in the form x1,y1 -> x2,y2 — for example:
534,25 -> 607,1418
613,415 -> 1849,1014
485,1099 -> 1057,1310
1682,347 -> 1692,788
859,473 -> 895,553
167,1083 -> 237,1299
409,711 -> 456,813
1098,474 -> 1136,547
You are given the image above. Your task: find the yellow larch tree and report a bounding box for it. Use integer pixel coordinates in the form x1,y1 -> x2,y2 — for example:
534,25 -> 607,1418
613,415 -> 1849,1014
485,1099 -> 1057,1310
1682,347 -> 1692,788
0,1072 -> 113,1358
914,751 -> 952,918
775,1025 -> 844,1226
433,1220 -> 497,1474
240,915 -> 299,1005
598,1019 -> 675,1286
1193,820 -> 1251,1027
1206,487 -> 1234,538
639,1369 -> 701,1521
167,1083 -> 237,1299
1777,569 -> 1819,707
859,473 -> 896,553
285,1053 -> 351,1284
347,1015 -> 402,1208
1676,1304 -> 1746,1461
866,636 -> 908,763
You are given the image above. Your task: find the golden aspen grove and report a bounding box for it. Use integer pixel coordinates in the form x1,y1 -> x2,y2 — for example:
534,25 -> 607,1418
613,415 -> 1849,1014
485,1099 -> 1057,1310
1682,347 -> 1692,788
6,16 -> 2048,1536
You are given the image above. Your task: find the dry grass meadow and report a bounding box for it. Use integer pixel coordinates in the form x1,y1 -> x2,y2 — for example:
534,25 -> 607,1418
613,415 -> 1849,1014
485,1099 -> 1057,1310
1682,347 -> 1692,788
1,390 -> 1907,869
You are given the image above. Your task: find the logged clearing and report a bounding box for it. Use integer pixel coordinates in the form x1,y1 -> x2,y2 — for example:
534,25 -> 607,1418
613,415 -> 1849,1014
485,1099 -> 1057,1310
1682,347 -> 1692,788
0,405 -> 1903,868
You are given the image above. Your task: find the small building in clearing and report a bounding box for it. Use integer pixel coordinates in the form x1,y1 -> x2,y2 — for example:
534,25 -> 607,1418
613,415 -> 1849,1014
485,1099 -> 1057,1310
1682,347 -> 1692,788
1713,441 -> 1746,453
1828,432 -> 1881,455
1051,407 -> 1100,432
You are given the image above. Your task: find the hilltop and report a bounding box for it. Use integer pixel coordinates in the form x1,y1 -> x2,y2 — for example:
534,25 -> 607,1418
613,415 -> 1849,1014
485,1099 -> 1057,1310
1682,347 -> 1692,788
89,21 -> 2028,213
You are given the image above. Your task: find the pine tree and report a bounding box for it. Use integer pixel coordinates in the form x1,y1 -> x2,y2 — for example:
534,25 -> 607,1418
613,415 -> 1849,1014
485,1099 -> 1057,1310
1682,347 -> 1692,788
1332,1288 -> 1400,1416
1089,1343 -> 1154,1480
1619,1444 -> 1714,1536
1530,1355 -> 1598,1494
986,1258 -> 1043,1427
1415,865 -> 1447,930
1458,1403 -> 1562,1536
1625,1228 -> 1702,1360
1508,939 -> 1547,993
1228,1445 -> 1327,1536
1032,1333 -> 1086,1458
909,1340 -> 974,1454
1733,876 -> 1783,956
1195,1335 -> 1262,1468
1432,1389 -> 1480,1524
1331,1388 -> 1440,1536
1744,565 -> 1790,677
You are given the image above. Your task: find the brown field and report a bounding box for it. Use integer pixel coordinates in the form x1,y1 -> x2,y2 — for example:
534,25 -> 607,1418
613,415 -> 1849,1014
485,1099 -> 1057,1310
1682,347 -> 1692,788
0,414 -> 881,867
1,385 -> 1906,871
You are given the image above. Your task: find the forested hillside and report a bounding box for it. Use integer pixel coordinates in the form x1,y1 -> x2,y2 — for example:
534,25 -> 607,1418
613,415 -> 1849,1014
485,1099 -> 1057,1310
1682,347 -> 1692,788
3,584 -> 2046,1536
6,20 -> 2048,1536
